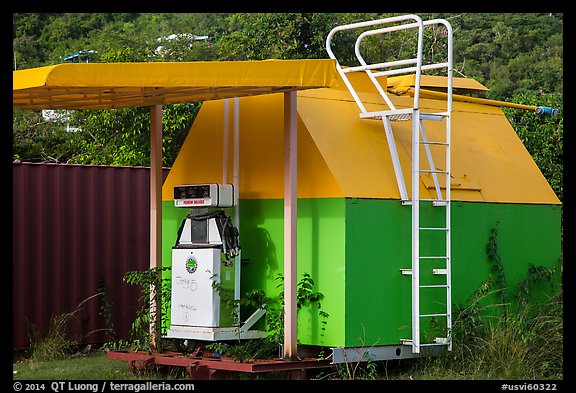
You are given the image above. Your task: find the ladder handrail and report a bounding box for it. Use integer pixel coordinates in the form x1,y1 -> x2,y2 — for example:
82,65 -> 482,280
435,17 -> 453,352
354,18 -> 454,115
325,14 -> 423,52
326,14 -> 424,114
425,19 -> 454,116
354,22 -> 423,110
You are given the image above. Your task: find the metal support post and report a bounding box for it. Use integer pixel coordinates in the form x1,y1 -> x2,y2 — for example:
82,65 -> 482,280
283,91 -> 298,360
149,104 -> 163,348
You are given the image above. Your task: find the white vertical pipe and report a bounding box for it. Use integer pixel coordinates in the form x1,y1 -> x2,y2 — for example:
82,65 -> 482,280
233,98 -> 240,209
283,91 -> 298,360
411,108 -> 420,354
445,20 -> 453,352
222,99 -> 230,184
232,97 -> 241,318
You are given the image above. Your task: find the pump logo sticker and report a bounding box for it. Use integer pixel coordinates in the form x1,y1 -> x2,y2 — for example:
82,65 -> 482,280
185,255 -> 198,274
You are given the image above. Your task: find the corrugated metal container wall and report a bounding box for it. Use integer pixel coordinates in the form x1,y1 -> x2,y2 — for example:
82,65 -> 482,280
13,162 -> 170,351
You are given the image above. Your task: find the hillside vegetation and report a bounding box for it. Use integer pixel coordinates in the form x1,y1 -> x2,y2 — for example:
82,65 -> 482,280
13,13 -> 563,200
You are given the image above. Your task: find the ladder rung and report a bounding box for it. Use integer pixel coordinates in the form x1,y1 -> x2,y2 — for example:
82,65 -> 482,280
420,342 -> 449,347
406,337 -> 451,347
433,268 -> 448,275
420,198 -> 448,203
389,114 -> 412,121
419,256 -> 449,259
360,109 -> 413,121
420,112 -> 449,121
362,111 -> 450,121
359,114 -> 412,121
419,227 -> 449,231
419,169 -> 449,174
420,284 -> 449,288
342,58 -> 418,74
420,313 -> 449,318
360,114 -> 384,120
419,141 -> 449,146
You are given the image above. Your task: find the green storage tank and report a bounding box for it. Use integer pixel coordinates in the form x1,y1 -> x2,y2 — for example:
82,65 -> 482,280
161,74 -> 562,361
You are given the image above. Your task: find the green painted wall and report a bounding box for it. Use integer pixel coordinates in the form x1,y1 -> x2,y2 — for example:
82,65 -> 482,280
343,199 -> 562,347
161,198 -> 562,348
239,198 -> 346,346
344,198 -> 412,347
161,198 -> 346,346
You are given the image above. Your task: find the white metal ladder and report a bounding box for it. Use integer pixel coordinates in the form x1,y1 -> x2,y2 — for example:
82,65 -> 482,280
326,14 -> 453,354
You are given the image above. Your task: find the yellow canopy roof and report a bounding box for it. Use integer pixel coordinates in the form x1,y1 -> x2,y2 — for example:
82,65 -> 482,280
13,59 -> 339,110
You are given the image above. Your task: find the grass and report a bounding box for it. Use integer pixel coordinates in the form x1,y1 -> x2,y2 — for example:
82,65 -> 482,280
13,350 -> 198,380
403,291 -> 564,380
13,351 -> 139,380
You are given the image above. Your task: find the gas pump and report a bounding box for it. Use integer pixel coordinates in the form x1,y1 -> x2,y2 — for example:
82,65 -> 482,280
166,184 -> 266,343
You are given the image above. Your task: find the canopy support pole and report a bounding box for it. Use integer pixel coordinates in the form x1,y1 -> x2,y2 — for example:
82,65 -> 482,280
149,104 -> 163,349
283,91 -> 298,360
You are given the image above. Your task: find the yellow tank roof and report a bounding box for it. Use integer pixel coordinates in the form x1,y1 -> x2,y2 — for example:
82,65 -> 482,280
163,74 -> 560,205
387,74 -> 489,94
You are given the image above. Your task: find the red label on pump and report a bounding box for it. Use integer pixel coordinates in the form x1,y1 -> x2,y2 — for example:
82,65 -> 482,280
175,198 -> 211,207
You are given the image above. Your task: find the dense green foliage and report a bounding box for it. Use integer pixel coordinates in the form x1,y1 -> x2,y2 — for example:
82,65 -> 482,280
12,13 -> 562,200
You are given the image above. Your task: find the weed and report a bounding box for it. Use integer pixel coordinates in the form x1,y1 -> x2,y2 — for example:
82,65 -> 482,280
29,313 -> 77,362
516,264 -> 557,308
120,266 -> 172,352
486,221 -> 509,307
206,272 -> 329,361
29,293 -> 104,362
97,279 -> 115,341
334,324 -> 381,380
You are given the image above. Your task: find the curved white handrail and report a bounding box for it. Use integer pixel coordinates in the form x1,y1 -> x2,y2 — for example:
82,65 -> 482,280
325,14 -> 424,113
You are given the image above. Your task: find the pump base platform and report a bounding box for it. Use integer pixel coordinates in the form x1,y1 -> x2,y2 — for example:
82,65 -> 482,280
166,326 -> 267,341
107,349 -> 333,380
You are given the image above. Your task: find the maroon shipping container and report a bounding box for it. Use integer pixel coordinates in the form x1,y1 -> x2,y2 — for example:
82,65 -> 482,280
13,162 -> 169,351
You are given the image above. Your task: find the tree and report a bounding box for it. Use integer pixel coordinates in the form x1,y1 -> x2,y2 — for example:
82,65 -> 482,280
503,92 -> 563,201
449,13 -> 563,100
215,13 -> 343,60
13,110 -> 84,163
66,103 -> 200,167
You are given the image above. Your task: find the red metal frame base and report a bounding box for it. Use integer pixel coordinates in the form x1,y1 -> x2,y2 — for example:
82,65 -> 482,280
107,350 -> 333,380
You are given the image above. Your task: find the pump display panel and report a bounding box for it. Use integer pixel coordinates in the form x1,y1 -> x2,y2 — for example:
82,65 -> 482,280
173,184 -> 235,208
